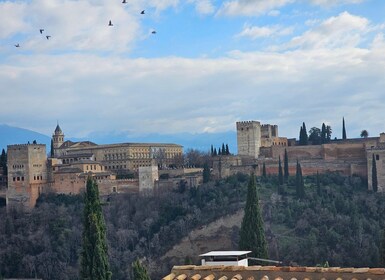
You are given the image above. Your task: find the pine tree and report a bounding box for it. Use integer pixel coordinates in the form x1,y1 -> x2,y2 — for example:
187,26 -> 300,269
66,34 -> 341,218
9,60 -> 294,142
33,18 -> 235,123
80,177 -> 112,280
342,117 -> 347,140
295,160 -> 305,199
284,149 -> 289,181
132,259 -> 151,280
372,154 -> 378,192
239,174 -> 268,259
203,162 -> 210,183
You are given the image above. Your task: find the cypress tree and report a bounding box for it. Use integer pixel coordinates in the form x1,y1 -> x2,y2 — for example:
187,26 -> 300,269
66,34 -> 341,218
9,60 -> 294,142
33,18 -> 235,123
225,144 -> 230,155
321,123 -> 326,144
222,143 -> 226,155
203,162 -> 210,183
299,126 -> 303,145
213,148 -> 217,156
239,174 -> 268,259
0,149 -> 7,175
50,139 -> 54,157
80,177 -> 112,280
284,149 -> 289,181
132,259 -> 151,280
278,156 -> 284,186
342,117 -> 347,140
262,162 -> 266,178
295,160 -> 305,199
210,145 -> 214,156
302,122 -> 308,145
372,154 -> 378,192
218,147 -> 222,155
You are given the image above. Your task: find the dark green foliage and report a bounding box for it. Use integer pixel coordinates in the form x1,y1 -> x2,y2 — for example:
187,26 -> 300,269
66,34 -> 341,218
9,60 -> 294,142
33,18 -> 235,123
213,148 -> 217,156
278,156 -> 284,189
316,171 -> 321,196
210,145 -> 214,156
132,259 -> 150,280
225,144 -> 230,155
295,160 -> 305,199
50,139 -> 54,157
218,148 -> 222,155
342,117 -> 347,140
262,162 -> 266,178
239,175 -> 268,259
0,149 -> 6,175
284,149 -> 289,181
321,123 -> 326,144
308,127 -> 321,145
326,125 -> 332,142
372,154 -> 378,192
203,162 -> 211,183
222,143 -> 225,155
80,177 -> 111,280
380,229 -> 385,267
361,130 -> 369,138
299,122 -> 308,145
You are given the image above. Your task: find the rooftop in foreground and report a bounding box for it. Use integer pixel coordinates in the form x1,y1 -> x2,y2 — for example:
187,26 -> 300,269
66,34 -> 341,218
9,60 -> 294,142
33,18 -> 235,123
162,265 -> 385,280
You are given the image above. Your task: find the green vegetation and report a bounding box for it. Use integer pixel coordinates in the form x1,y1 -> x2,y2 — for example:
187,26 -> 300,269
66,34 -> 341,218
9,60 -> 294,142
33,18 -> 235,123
372,154 -> 378,192
132,259 -> 151,280
80,177 -> 112,280
0,171 -> 384,279
239,174 -> 268,259
343,117 -> 347,140
0,149 -> 6,175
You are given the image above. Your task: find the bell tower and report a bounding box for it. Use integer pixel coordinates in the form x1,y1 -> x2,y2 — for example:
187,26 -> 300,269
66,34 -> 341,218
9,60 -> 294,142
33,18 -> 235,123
52,123 -> 64,157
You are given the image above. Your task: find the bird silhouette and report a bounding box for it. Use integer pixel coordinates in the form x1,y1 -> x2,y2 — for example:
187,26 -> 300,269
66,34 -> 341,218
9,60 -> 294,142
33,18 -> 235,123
122,0 -> 127,3
39,29 -> 44,34
108,20 -> 113,26
46,35 -> 51,40
15,44 -> 20,47
141,10 -> 145,14
151,30 -> 156,34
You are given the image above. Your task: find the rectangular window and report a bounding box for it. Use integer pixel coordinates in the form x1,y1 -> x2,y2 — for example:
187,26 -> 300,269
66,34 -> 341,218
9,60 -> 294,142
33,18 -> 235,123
376,154 -> 380,160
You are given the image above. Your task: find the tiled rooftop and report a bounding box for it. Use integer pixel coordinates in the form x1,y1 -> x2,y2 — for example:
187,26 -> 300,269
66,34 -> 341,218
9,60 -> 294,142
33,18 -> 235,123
162,265 -> 385,280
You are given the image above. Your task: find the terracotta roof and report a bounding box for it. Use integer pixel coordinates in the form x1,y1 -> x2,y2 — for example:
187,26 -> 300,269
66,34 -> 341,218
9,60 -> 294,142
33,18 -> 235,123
162,265 -> 385,280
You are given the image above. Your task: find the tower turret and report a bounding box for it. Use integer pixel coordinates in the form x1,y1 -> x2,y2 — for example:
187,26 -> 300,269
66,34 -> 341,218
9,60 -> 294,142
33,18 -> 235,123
52,124 -> 64,157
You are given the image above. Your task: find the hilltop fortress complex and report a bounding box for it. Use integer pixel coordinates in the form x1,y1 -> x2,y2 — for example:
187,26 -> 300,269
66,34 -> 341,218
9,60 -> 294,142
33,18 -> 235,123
214,120 -> 385,191
2,120 -> 385,208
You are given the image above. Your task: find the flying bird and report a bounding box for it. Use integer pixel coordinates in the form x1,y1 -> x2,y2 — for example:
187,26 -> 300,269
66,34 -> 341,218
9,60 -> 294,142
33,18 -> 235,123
151,30 -> 156,34
39,29 -> 44,34
108,20 -> 113,26
46,35 -> 51,40
141,10 -> 145,14
122,0 -> 127,3
15,44 -> 20,47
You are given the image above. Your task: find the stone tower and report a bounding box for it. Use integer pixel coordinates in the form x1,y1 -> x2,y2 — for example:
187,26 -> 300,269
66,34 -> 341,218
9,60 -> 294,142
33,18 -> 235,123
52,124 -> 64,157
6,144 -> 48,208
236,121 -> 261,158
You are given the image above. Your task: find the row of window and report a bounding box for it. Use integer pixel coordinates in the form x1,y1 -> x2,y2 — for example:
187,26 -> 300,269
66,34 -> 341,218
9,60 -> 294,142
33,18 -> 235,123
12,176 -> 24,181
12,164 -> 24,169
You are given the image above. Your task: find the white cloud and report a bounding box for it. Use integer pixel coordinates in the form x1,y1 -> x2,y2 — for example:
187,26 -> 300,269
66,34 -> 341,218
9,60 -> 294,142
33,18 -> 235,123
188,0 -> 215,14
285,12 -> 370,49
310,0 -> 364,7
236,24 -> 293,39
217,0 -> 294,16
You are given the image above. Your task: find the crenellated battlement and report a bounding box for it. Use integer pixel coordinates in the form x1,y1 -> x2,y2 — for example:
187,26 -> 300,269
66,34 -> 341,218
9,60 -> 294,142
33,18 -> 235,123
236,121 -> 260,130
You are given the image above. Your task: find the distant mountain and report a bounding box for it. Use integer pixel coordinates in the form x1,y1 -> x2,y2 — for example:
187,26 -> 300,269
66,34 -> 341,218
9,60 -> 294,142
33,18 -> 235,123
0,124 -> 51,151
0,124 -> 237,153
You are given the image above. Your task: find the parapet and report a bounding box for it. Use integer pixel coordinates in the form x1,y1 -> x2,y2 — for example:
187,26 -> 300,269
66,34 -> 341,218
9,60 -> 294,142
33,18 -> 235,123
236,121 -> 261,130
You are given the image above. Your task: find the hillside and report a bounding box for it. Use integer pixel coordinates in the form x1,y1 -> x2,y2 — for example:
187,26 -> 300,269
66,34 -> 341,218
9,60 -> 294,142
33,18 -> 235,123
0,172 -> 384,280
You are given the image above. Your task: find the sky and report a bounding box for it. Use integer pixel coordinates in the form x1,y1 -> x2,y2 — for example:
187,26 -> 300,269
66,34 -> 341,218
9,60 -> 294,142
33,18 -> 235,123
1,0 -> 385,142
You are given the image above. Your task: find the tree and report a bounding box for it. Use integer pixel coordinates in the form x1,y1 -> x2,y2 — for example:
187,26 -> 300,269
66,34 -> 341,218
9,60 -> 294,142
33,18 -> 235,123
225,144 -> 230,155
222,143 -> 226,155
308,127 -> 321,145
295,160 -> 305,199
213,148 -> 217,156
50,139 -> 54,157
326,125 -> 332,143
316,171 -> 321,196
342,117 -> 347,140
132,259 -> 150,280
299,122 -> 308,145
218,148 -> 222,155
239,174 -> 268,259
0,149 -> 7,175
262,162 -> 266,178
80,177 -> 112,280
210,145 -> 214,156
321,123 -> 326,144
372,154 -> 378,192
278,156 -> 284,187
284,149 -> 289,182
203,162 -> 210,183
360,130 -> 369,138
